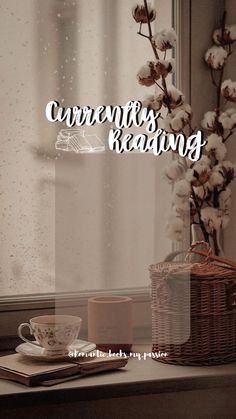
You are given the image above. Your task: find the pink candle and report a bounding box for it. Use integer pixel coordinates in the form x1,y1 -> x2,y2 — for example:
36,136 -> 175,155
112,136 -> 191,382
88,296 -> 133,352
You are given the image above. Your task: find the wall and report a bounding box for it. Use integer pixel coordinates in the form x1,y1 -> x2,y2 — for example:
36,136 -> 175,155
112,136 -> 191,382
224,0 -> 236,258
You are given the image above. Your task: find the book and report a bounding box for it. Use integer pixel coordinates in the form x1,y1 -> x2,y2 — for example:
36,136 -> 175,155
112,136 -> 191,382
55,130 -> 105,153
0,352 -> 128,386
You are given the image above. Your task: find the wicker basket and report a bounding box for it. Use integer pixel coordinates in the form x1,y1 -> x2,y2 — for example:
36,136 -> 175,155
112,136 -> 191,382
150,242 -> 236,366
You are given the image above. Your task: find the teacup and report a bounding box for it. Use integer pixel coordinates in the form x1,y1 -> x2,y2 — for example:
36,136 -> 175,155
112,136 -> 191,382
18,315 -> 82,357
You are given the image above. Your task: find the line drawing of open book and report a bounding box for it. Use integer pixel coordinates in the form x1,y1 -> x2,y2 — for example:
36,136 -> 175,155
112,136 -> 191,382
55,129 -> 105,153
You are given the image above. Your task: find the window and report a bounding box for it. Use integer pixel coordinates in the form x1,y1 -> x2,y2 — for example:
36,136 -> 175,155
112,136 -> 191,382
3,0 -> 220,350
1,0 -> 173,298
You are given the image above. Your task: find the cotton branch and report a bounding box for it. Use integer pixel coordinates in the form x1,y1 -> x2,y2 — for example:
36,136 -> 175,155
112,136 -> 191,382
191,187 -> 210,243
140,0 -> 172,114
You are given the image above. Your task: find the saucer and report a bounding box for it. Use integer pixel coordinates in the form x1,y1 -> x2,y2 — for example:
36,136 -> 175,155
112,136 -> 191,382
16,339 -> 96,362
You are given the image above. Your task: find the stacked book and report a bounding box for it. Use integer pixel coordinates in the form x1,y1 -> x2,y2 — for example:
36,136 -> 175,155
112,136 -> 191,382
0,350 -> 128,387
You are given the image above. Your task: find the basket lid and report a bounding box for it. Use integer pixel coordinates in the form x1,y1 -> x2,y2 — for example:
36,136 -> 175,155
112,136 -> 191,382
150,261 -> 236,280
149,242 -> 236,281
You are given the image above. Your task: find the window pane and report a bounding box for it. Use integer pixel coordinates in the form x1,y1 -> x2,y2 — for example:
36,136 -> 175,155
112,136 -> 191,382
0,0 -> 173,296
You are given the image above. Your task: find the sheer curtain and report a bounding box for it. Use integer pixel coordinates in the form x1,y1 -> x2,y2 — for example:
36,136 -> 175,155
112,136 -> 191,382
0,0 -> 172,296
0,0 -> 56,296
55,0 -> 173,292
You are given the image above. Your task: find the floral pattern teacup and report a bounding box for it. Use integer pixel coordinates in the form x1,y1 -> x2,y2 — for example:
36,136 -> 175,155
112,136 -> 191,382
18,315 -> 82,356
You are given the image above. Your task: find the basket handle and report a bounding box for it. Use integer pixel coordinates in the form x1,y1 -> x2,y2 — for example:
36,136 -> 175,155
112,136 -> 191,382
165,241 -> 236,270
188,241 -> 236,270
164,242 -> 213,263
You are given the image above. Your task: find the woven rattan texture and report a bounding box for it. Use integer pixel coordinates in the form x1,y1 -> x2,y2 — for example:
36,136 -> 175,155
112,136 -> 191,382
150,261 -> 236,365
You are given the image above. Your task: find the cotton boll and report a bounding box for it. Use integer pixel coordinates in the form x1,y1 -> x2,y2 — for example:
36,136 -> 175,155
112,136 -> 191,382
187,163 -> 210,186
155,60 -> 174,77
213,26 -> 235,45
194,182 -> 213,200
221,79 -> 232,90
201,111 -> 217,130
132,4 -> 156,24
164,111 -> 188,133
168,86 -> 185,102
219,115 -> 235,129
211,162 -> 235,186
174,109 -> 190,122
200,207 -> 222,231
170,117 -> 184,132
193,185 -> 205,200
192,163 -> 210,186
137,65 -> 153,86
173,179 -> 191,199
165,28 -> 177,45
142,94 -> 163,111
163,85 -> 185,109
225,108 -> 236,117
205,133 -> 222,150
169,108 -> 191,132
220,160 -> 235,182
162,161 -> 184,183
221,160 -> 235,172
205,46 -> 228,70
209,163 -> 228,187
200,207 -> 215,222
137,62 -> 160,86
224,109 -> 236,127
228,24 -> 236,41
213,28 -> 223,45
183,104 -> 192,115
174,110 -> 186,120
166,216 -> 184,241
219,111 -> 227,119
216,143 -> 227,161
221,79 -> 236,102
205,134 -> 227,161
137,65 -> 150,79
221,110 -> 236,128
209,171 -> 225,187
173,103 -> 192,118
154,28 -> 177,51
